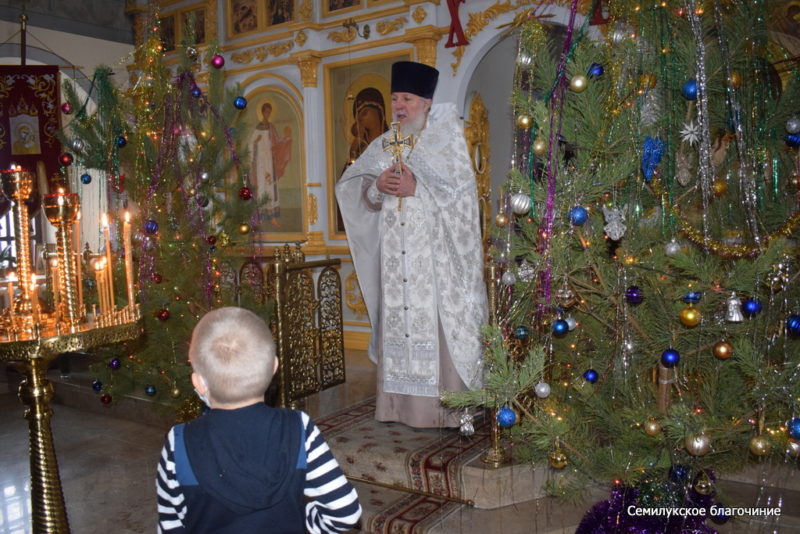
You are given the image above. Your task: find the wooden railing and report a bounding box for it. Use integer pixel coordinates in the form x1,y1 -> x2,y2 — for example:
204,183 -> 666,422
214,244 -> 345,408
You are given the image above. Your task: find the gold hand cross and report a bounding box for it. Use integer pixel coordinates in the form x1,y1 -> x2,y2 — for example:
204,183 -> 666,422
382,122 -> 413,210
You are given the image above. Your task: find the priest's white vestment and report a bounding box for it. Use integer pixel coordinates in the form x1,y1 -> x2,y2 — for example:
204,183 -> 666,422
335,103 -> 487,427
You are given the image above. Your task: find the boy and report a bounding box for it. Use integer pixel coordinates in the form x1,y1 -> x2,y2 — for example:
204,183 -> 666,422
156,307 -> 361,533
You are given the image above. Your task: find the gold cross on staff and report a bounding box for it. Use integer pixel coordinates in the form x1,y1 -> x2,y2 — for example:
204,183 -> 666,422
382,122 -> 413,210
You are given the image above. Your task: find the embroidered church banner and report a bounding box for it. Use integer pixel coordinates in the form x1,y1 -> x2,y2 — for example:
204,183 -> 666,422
0,65 -> 62,189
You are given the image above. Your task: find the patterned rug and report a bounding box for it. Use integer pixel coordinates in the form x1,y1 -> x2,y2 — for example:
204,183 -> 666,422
316,397 -> 491,533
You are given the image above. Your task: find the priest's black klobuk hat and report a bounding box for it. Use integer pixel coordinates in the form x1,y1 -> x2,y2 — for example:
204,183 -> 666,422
391,61 -> 439,99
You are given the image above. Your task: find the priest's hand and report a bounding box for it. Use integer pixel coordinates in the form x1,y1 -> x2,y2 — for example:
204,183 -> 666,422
395,167 -> 416,197
376,164 -> 401,195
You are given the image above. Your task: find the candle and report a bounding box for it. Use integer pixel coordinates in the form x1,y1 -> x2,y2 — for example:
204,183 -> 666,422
123,211 -> 135,309
30,273 -> 40,323
102,213 -> 115,310
50,257 -> 60,320
74,210 -> 84,317
6,271 -> 15,317
94,259 -> 107,316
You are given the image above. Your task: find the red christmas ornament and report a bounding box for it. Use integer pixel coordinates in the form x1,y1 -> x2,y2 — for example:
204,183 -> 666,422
157,308 -> 170,321
100,394 -> 112,405
206,235 -> 217,245
59,153 -> 74,166
239,186 -> 253,200
151,272 -> 163,284
61,102 -> 73,114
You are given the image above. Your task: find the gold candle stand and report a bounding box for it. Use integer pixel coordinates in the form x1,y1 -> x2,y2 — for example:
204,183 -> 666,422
1,321 -> 143,533
43,192 -> 81,332
2,168 -> 35,326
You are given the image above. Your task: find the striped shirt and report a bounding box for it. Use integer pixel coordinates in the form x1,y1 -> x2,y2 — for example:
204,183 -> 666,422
157,409 -> 361,533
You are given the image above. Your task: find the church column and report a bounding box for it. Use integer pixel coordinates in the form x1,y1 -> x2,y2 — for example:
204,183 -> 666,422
293,52 -> 327,251
403,26 -> 445,67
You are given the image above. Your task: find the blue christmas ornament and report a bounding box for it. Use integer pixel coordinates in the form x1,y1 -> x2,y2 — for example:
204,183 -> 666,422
583,369 -> 598,383
144,219 -> 159,234
587,62 -> 604,78
669,464 -> 690,483
625,286 -> 643,305
661,348 -> 680,368
569,206 -> 588,226
787,315 -> 800,338
641,136 -> 665,182
552,319 -> 569,338
785,134 -> 800,148
497,407 -> 516,427
116,135 -> 127,148
91,379 -> 103,392
209,245 -> 217,253
788,417 -> 800,440
681,78 -> 698,100
233,96 -> 247,109
145,385 -> 157,396
682,291 -> 703,304
513,325 -> 529,340
742,298 -> 762,317
109,358 -> 121,371
191,87 -> 202,98
80,173 -> 92,184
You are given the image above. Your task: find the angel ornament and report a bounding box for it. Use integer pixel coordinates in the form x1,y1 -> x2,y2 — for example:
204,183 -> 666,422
603,205 -> 627,241
676,151 -> 693,187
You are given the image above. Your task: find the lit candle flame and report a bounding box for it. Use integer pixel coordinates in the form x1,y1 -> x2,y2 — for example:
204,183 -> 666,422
101,213 -> 109,227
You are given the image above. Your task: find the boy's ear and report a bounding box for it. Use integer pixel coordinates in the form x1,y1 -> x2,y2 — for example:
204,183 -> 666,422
191,372 -> 208,393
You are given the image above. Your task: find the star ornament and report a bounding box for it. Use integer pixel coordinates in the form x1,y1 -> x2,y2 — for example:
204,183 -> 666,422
680,120 -> 701,146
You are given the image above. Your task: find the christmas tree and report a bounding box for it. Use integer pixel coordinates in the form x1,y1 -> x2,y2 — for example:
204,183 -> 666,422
447,0 -> 799,529
60,14 -> 269,415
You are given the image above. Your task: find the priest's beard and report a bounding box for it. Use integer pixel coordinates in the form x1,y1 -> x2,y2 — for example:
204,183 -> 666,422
402,111 -> 428,136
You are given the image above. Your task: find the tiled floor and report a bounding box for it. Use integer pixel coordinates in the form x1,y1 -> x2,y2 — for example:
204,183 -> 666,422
2,351 -> 800,533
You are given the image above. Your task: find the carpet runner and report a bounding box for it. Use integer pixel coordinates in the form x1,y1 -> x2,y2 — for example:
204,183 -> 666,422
316,397 -> 491,533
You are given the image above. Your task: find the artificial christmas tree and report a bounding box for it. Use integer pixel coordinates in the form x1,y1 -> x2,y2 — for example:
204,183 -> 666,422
447,0 -> 799,529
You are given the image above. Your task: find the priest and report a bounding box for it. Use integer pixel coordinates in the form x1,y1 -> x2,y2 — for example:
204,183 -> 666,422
335,61 -> 488,428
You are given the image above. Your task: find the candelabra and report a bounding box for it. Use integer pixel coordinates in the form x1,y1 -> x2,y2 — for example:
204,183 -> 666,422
0,166 -> 142,533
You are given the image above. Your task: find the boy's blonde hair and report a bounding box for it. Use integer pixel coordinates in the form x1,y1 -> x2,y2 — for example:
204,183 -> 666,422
188,307 -> 276,405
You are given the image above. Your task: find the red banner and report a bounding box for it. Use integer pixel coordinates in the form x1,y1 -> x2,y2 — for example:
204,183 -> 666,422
0,65 -> 62,192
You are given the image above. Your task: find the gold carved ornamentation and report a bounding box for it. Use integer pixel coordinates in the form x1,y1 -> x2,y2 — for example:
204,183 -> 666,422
205,0 -> 218,41
299,0 -> 313,20
294,53 -> 322,87
328,26 -> 357,43
451,0 -> 532,74
255,41 -> 295,61
295,30 -> 307,46
414,38 -> 438,66
377,17 -> 408,35
464,93 -> 492,250
345,271 -> 368,319
412,6 -> 427,23
232,50 -> 255,64
307,193 -> 318,225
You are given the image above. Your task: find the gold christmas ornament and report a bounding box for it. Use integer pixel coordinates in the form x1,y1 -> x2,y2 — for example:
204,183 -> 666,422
749,435 -> 771,456
238,223 -> 251,235
548,448 -> 568,469
726,70 -> 742,89
516,114 -> 532,129
639,73 -> 657,90
679,305 -> 701,327
693,472 -> 714,495
787,174 -> 800,193
712,179 -> 728,196
171,387 -> 182,398
495,213 -> 509,228
532,139 -> 547,156
713,340 -> 733,360
644,418 -> 662,436
569,74 -> 588,92
685,433 -> 711,456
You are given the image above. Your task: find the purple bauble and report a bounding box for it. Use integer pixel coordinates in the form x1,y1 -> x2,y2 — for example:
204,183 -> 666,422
625,285 -> 643,305
191,86 -> 202,98
144,219 -> 159,234
109,358 -> 121,371
211,54 -> 225,68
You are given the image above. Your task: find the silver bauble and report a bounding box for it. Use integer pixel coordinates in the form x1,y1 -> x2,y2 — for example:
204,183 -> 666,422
787,117 -> 800,134
517,261 -> 535,283
70,139 -> 85,152
565,316 -> 577,331
685,433 -> 712,456
534,382 -> 551,398
665,239 -> 681,256
786,440 -> 800,458
200,171 -> 210,181
510,193 -> 531,215
501,271 -> 517,286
